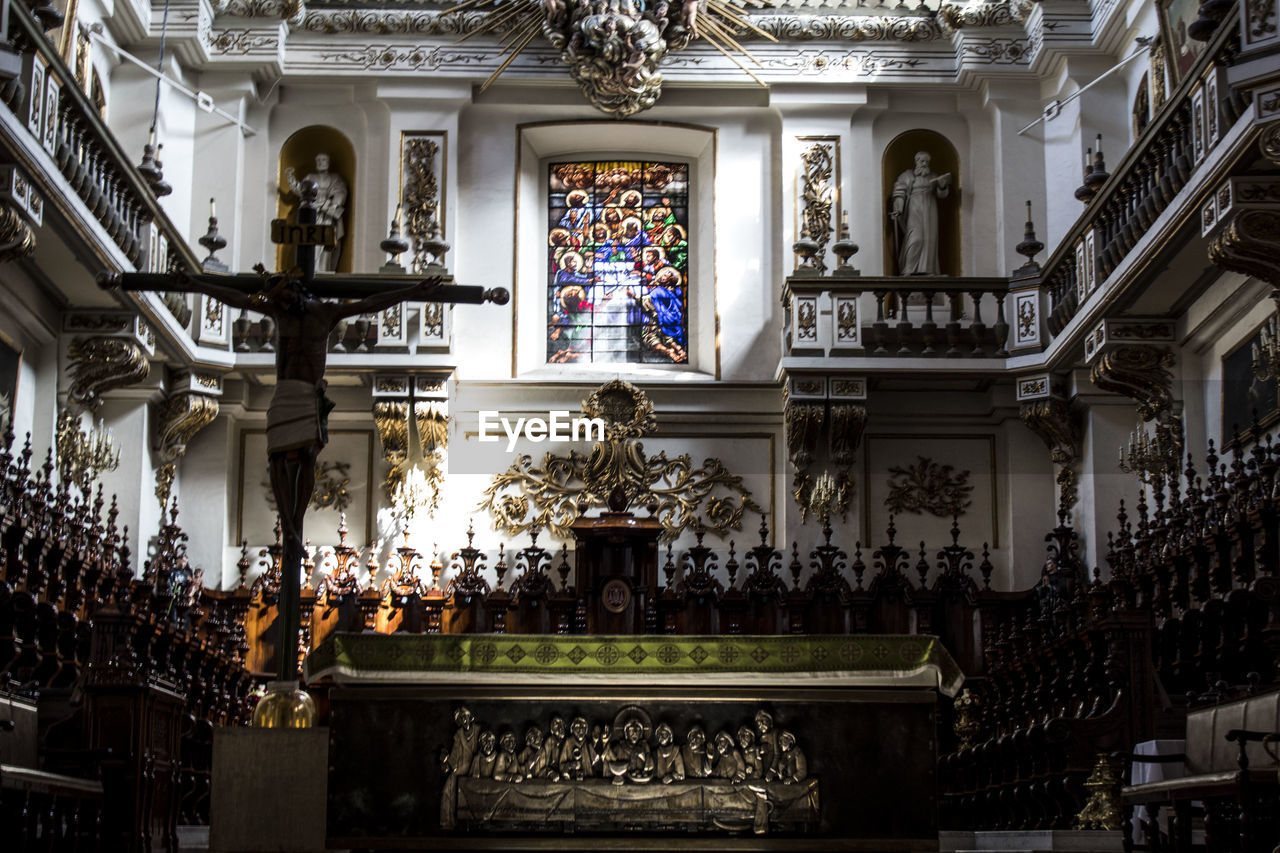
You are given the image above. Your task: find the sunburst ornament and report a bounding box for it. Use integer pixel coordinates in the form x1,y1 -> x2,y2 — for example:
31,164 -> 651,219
446,0 -> 774,116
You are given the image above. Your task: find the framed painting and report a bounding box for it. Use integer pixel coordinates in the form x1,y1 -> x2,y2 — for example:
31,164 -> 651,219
0,332 -> 20,438
1158,0 -> 1207,85
1222,323 -> 1279,448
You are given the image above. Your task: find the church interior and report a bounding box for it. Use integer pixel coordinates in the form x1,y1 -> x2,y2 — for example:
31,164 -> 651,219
1,0 -> 1279,849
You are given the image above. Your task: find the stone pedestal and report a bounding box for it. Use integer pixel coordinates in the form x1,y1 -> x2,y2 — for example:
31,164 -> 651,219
209,728 -> 328,853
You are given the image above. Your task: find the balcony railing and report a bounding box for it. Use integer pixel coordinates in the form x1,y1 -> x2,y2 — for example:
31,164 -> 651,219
1042,15 -> 1245,337
783,277 -> 1013,359
2,1 -> 200,274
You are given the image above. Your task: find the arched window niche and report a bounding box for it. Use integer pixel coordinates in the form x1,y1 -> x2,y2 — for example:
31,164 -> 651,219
514,121 -> 716,379
276,126 -> 357,275
880,129 -> 961,278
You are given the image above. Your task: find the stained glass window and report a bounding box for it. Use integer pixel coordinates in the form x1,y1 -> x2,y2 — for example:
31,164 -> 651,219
547,160 -> 689,364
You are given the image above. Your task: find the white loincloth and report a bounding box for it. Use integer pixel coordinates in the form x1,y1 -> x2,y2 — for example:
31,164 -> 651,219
267,379 -> 323,453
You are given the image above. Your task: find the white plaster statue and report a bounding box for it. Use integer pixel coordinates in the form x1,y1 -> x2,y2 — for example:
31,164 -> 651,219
286,153 -> 348,272
889,151 -> 952,276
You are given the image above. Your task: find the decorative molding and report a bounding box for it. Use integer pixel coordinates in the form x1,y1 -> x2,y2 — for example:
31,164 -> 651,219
0,164 -> 41,263
66,335 -> 151,411
315,44 -> 488,71
746,15 -> 943,42
1082,318 -> 1175,364
1015,373 -> 1050,401
937,1 -> 1020,30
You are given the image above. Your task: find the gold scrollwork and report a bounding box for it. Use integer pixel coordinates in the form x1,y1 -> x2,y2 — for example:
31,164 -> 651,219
1019,397 -> 1080,466
0,202 -> 36,263
1208,208 -> 1280,287
66,335 -> 150,410
1089,344 -> 1176,423
479,381 -> 761,541
784,402 -> 824,472
799,142 -> 835,273
403,136 -> 441,275
153,391 -> 220,509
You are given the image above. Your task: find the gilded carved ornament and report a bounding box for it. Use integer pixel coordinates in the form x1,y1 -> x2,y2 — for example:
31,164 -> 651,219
1089,345 -> 1176,423
403,136 -> 444,276
479,380 -> 762,542
1207,208 -> 1280,286
885,456 -> 973,519
66,335 -> 151,411
1019,397 -> 1080,466
154,390 -> 220,509
0,201 -> 36,263
798,141 -> 836,274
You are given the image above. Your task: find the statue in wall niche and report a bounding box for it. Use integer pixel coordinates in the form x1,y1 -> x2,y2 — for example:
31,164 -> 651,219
285,153 -> 348,272
889,151 -> 952,276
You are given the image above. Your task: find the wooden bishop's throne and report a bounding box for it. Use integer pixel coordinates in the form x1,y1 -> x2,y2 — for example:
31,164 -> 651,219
571,485 -> 663,634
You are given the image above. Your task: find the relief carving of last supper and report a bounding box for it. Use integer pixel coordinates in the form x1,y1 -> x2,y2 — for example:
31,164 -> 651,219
439,704 -> 818,834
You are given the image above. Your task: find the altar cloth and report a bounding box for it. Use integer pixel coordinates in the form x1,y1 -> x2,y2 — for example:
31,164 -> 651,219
304,633 -> 964,696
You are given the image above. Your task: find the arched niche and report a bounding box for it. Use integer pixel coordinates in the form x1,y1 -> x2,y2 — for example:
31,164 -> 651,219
881,129 -> 961,277
276,126 -> 357,274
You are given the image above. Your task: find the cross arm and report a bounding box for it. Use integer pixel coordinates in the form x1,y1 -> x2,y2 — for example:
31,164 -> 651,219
98,271 -> 510,307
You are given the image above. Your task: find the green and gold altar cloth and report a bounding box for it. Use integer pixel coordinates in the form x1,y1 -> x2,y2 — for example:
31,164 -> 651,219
304,633 -> 964,696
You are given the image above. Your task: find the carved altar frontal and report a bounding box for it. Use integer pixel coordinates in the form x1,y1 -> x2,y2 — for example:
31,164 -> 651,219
453,778 -> 820,834
316,634 -> 957,850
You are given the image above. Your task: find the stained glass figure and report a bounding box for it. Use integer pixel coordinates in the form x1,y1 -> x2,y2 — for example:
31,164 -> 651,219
548,160 -> 689,364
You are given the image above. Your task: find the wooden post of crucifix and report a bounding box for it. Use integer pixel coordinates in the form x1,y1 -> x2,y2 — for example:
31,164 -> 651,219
99,182 -> 508,681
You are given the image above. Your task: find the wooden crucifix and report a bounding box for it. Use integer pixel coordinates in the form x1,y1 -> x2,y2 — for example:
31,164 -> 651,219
99,182 -> 508,681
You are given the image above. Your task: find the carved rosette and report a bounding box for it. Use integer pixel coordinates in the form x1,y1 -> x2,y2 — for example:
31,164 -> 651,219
66,335 -> 151,410
1207,209 -> 1280,286
1089,345 -> 1175,423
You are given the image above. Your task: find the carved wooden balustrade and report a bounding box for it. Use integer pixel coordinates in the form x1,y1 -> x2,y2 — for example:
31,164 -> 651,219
1042,17 -> 1246,337
0,427 -> 254,846
244,512 -> 1038,679
783,277 -> 1013,359
939,427 -> 1280,834
0,2 -> 200,275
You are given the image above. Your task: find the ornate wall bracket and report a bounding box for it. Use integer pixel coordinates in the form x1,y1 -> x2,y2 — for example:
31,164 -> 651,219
153,373 -> 222,509
1203,178 -> 1280,286
1017,375 -> 1082,516
785,374 -> 865,522
0,164 -> 42,264
373,372 -> 451,519
64,319 -> 154,411
1086,327 -> 1183,483
479,380 -> 762,542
